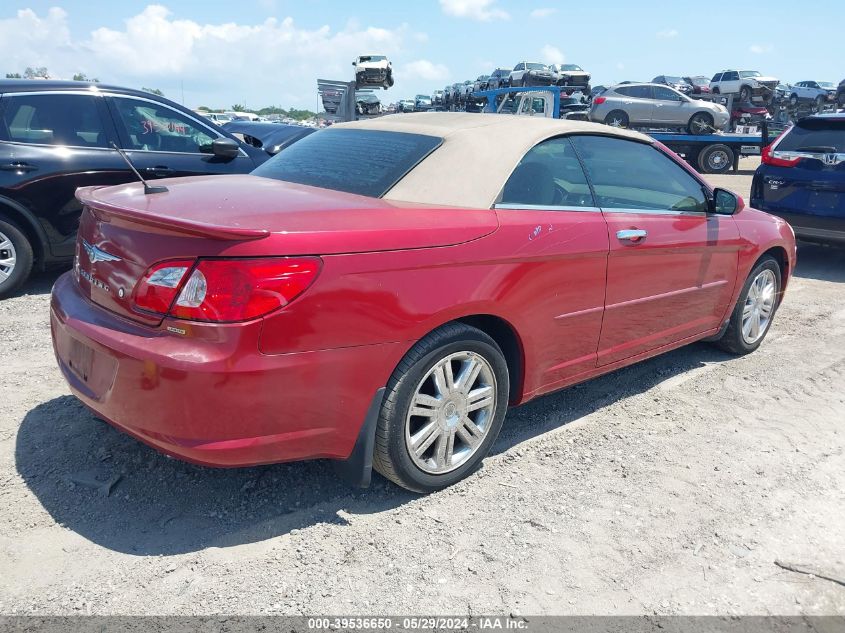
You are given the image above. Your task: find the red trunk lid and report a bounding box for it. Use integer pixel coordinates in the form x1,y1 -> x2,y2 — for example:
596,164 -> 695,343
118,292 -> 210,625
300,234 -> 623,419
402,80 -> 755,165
74,175 -> 498,324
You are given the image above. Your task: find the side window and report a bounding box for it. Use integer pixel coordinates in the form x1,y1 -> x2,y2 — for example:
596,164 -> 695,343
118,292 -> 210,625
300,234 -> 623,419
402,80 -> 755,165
515,63 -> 524,71
615,86 -> 631,97
0,94 -> 108,147
628,85 -> 653,99
112,97 -> 216,153
725,71 -> 739,81
499,137 -> 595,208
711,73 -> 722,82
570,135 -> 708,213
653,86 -> 682,101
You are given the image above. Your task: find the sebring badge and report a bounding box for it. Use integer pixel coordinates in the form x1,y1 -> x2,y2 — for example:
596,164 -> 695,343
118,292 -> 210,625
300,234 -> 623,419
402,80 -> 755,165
82,239 -> 122,265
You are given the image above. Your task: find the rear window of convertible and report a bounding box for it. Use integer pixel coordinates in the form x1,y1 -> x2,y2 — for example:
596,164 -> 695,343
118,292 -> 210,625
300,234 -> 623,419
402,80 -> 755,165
251,128 -> 442,198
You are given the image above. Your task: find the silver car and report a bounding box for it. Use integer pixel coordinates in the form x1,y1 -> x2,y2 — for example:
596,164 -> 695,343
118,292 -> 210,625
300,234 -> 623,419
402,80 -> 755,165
589,83 -> 729,134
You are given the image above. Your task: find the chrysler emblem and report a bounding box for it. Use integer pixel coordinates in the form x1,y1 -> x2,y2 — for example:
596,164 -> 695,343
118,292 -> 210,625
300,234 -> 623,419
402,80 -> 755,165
82,239 -> 122,265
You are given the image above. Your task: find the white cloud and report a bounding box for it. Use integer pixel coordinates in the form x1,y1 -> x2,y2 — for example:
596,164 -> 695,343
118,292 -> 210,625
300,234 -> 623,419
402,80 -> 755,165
439,0 -> 510,21
616,62 -> 625,70
402,59 -> 450,81
657,28 -> 679,38
530,8 -> 557,18
749,43 -> 773,54
540,45 -> 565,66
0,6 -> 412,109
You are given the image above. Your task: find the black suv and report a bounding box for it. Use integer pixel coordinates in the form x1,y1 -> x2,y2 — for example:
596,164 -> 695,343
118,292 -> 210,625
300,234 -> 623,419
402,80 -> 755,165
0,80 -> 270,296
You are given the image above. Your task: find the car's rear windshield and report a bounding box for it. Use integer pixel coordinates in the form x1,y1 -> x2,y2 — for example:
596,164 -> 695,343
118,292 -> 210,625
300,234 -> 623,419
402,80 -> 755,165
251,128 -> 443,198
777,119 -> 845,153
689,76 -> 708,85
561,65 -> 583,71
664,76 -> 683,83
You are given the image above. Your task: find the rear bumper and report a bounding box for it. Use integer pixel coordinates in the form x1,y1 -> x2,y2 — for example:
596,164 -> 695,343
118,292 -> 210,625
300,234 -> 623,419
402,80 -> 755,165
750,207 -> 845,244
50,272 -> 405,467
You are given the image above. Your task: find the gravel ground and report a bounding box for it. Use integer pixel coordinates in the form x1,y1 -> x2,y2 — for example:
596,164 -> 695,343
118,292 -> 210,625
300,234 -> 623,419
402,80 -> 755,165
1,166 -> 843,616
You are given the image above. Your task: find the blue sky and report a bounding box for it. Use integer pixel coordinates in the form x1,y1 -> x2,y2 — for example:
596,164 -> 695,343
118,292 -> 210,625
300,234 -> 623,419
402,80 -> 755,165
1,1 -> 841,111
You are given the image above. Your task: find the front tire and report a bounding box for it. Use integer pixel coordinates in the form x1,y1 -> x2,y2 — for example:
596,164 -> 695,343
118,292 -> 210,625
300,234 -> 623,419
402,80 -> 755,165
739,86 -> 751,102
373,323 -> 510,493
0,217 -> 34,299
688,112 -> 714,134
714,256 -> 781,355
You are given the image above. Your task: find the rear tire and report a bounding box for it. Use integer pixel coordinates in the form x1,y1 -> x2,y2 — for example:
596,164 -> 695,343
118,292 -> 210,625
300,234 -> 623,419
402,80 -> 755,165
789,94 -> 799,107
604,110 -> 629,128
0,217 -> 34,299
373,323 -> 510,493
815,95 -> 825,111
714,256 -> 781,355
697,144 -> 734,174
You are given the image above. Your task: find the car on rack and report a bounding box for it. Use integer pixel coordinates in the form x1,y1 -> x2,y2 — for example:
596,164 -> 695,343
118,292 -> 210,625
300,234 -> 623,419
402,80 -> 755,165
397,99 -> 415,113
730,103 -> 772,130
458,80 -> 475,105
558,95 -> 590,120
320,88 -> 343,114
590,83 -> 729,133
486,68 -> 512,90
752,113 -> 845,244
353,54 -> 393,90
473,75 -> 491,93
195,111 -> 232,124
432,90 -> 446,109
837,79 -> 845,107
682,76 -> 712,95
652,75 -> 693,95
509,62 -> 555,87
710,70 -> 779,104
356,91 -> 382,116
0,79 -> 270,297
787,81 -> 837,110
550,64 -> 591,92
51,112 -> 795,493
414,94 -> 433,112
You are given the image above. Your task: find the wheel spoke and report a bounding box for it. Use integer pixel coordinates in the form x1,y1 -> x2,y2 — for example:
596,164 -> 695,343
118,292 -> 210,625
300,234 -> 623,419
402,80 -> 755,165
410,392 -> 440,419
0,238 -> 13,251
750,312 -> 760,340
742,302 -> 754,319
433,431 -> 450,468
466,385 -> 494,412
410,421 -> 441,457
456,358 -> 482,393
456,415 -> 484,448
432,365 -> 449,397
0,268 -> 9,282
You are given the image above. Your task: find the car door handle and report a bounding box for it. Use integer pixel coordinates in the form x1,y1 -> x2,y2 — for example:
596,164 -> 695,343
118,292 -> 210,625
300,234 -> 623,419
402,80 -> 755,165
1,162 -> 38,172
143,166 -> 174,176
617,229 -> 648,242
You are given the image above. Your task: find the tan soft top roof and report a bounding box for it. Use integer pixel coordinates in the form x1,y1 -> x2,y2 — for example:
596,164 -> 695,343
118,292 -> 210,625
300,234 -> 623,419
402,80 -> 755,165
335,112 -> 652,208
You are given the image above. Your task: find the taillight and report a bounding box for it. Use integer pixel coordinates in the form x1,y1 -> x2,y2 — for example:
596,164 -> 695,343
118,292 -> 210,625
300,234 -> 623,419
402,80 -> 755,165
761,144 -> 803,167
168,257 -> 321,322
593,96 -> 606,105
133,259 -> 195,314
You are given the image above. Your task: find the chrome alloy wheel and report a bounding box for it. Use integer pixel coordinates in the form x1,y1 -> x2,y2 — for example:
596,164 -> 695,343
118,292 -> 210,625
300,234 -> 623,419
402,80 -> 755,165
0,230 -> 17,283
404,351 -> 497,475
742,269 -> 777,345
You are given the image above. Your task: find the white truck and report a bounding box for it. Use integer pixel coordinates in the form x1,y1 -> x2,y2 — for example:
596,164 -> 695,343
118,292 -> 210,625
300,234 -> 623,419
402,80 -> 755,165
353,55 -> 393,90
709,70 -> 779,104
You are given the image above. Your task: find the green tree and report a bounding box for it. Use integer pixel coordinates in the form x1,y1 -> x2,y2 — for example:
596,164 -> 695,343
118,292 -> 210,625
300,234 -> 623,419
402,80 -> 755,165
231,104 -> 245,112
24,66 -> 49,79
141,87 -> 164,96
72,72 -> 99,83
5,72 -> 22,79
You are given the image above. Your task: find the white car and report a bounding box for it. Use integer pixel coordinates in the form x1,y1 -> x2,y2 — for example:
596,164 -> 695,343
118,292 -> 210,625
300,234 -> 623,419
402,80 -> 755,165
353,55 -> 393,90
709,70 -> 779,103
787,81 -> 837,108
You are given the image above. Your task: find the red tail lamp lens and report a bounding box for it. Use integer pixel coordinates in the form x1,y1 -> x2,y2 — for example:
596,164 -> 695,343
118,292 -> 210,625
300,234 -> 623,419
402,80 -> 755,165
169,257 -> 322,322
133,259 -> 195,315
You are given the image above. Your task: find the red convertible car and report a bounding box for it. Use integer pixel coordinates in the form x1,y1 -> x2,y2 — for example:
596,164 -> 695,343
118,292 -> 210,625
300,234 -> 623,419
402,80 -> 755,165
51,113 -> 796,493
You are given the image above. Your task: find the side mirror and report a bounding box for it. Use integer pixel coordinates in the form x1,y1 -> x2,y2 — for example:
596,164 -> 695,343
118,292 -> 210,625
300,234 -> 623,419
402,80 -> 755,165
711,187 -> 740,215
212,137 -> 240,159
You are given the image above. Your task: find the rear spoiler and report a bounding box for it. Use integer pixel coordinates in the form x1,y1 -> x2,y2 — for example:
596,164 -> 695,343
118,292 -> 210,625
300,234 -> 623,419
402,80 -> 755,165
76,186 -> 270,241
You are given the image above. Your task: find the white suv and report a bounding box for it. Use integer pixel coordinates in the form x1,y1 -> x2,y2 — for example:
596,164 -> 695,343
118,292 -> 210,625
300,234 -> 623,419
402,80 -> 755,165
353,55 -> 393,90
710,70 -> 779,103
